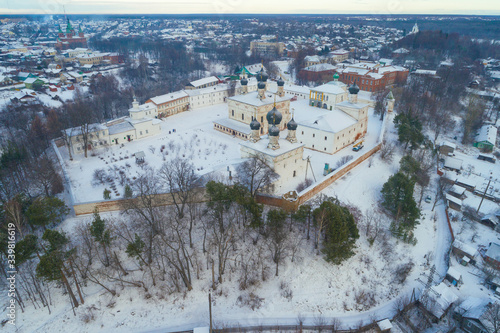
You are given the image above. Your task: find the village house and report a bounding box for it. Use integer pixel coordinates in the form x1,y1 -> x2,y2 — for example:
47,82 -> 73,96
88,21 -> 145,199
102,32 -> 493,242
454,297 -> 499,333
474,124 -> 497,151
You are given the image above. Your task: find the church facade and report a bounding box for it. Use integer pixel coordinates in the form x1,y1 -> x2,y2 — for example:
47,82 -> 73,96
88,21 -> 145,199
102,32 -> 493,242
214,68 -> 292,139
55,19 -> 88,50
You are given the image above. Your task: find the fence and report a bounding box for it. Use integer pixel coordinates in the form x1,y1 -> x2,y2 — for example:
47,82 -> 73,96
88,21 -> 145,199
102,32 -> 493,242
256,142 -> 383,211
73,188 -> 207,215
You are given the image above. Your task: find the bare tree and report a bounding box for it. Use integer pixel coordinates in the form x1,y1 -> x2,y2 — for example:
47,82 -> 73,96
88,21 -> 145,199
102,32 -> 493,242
156,214 -> 195,291
159,157 -> 200,219
379,140 -> 396,162
236,154 -> 279,197
120,168 -> 166,263
265,209 -> 290,276
483,302 -> 500,333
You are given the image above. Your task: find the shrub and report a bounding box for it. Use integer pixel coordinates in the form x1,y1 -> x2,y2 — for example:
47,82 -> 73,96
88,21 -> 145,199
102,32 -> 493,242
103,188 -> 111,200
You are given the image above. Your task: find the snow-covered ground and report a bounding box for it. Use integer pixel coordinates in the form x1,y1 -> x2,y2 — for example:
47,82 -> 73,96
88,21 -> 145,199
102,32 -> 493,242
2,109 -> 454,333
271,60 -> 293,83
59,100 -> 383,204
59,104 -> 244,203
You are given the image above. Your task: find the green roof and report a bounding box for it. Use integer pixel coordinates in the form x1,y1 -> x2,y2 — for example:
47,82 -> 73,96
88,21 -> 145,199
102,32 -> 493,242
66,19 -> 73,33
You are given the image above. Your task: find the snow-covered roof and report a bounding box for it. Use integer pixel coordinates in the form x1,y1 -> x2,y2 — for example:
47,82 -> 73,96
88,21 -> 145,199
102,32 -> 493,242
444,156 -> 463,170
457,297 -> 492,320
185,83 -> 228,96
297,104 -> 357,134
311,83 -> 346,95
65,123 -> 107,137
188,76 -> 219,88
446,266 -> 462,281
239,133 -> 305,158
149,90 -> 189,105
450,185 -> 466,196
476,124 -> 497,146
452,240 -> 477,257
446,194 -> 462,206
393,48 -> 409,54
303,63 -> 336,72
229,91 -> 290,107
427,282 -> 458,318
378,58 -> 393,65
413,69 -> 437,76
330,48 -> 349,55
107,120 -> 135,135
304,55 -> 321,62
213,118 -> 252,135
377,319 -> 392,331
284,84 -> 311,95
441,141 -> 456,149
24,77 -> 40,84
486,243 -> 500,262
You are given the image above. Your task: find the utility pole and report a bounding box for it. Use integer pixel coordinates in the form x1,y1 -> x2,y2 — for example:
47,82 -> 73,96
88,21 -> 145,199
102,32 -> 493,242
209,292 -> 213,333
477,174 -> 493,213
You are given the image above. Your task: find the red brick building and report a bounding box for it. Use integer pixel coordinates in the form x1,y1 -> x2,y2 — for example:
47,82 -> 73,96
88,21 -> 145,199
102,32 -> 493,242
55,19 -> 88,51
298,63 -> 337,82
336,64 -> 408,92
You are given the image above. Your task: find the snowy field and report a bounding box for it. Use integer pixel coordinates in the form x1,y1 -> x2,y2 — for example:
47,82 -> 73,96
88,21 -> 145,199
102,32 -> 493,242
59,104 -> 244,203
2,110 -> 452,333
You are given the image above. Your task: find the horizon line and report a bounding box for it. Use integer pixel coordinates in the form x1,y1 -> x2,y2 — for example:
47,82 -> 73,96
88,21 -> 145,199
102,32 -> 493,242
2,12 -> 500,16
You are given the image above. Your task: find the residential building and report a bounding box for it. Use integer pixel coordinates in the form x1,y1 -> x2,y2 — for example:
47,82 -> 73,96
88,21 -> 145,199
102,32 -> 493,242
146,91 -> 190,118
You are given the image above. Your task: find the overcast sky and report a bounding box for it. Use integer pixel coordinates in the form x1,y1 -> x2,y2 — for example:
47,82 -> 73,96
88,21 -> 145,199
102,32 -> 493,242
1,0 -> 499,15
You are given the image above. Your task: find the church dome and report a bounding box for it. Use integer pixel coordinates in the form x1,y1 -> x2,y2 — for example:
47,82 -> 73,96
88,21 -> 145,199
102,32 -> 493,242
269,124 -> 280,137
277,77 -> 285,86
266,106 -> 282,126
257,81 -> 266,89
287,118 -> 297,131
348,82 -> 360,95
250,117 -> 261,130
240,77 -> 248,86
333,72 -> 340,80
256,67 -> 268,82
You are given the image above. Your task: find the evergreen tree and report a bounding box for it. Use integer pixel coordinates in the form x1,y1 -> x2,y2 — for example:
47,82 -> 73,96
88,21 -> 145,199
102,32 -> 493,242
293,204 -> 312,240
89,209 -> 112,266
25,196 -> 69,229
313,199 -> 359,264
15,234 -> 38,266
36,229 -> 82,308
381,172 -> 420,240
394,113 -> 424,150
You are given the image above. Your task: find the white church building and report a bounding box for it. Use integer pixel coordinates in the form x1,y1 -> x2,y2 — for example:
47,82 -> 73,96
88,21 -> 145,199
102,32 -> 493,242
64,98 -> 162,155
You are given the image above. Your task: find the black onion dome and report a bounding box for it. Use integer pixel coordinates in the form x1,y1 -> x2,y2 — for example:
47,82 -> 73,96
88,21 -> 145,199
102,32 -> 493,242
277,77 -> 285,86
250,117 -> 261,130
348,82 -> 360,95
266,106 -> 282,126
257,81 -> 266,89
256,67 -> 268,82
240,77 -> 248,85
269,125 -> 280,137
287,118 -> 297,131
